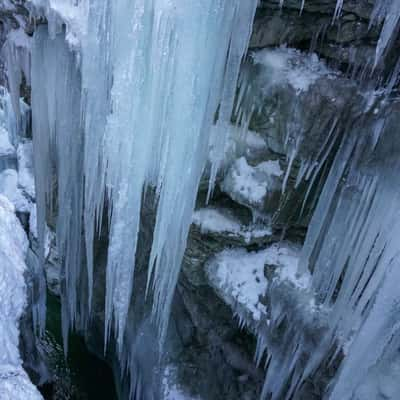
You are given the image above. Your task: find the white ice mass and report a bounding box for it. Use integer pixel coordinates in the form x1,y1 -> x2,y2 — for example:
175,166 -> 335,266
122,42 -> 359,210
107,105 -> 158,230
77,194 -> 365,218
0,195 -> 42,400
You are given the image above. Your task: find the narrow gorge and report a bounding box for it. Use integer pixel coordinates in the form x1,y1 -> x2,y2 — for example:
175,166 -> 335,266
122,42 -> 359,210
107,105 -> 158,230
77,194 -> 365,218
0,1 -> 399,399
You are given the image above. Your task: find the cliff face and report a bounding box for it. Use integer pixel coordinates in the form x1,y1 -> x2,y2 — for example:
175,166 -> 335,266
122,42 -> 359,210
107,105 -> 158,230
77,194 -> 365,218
0,1 -> 399,400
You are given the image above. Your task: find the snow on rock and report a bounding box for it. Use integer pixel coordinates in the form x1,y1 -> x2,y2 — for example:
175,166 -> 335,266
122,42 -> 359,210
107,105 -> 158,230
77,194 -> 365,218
206,243 -> 306,322
208,124 -> 268,178
0,169 -> 31,213
193,208 -> 242,236
221,157 -> 282,209
17,140 -> 35,200
0,195 -> 42,400
192,207 -> 271,243
252,47 -> 333,94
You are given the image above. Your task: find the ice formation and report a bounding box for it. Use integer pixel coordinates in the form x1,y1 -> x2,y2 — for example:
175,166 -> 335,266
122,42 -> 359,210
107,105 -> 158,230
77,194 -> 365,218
206,243 -> 307,324
221,157 -> 283,211
370,0 -> 400,67
192,207 -> 272,243
2,0 -> 400,399
0,195 -> 43,400
27,0 -> 258,390
252,48 -> 332,95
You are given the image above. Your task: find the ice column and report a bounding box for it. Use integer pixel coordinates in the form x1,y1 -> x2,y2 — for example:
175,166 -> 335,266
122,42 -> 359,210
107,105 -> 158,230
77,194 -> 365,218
31,0 -> 258,354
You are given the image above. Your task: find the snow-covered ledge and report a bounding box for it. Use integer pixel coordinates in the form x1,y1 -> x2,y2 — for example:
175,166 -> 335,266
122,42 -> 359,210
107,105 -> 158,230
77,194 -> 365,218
0,195 -> 42,400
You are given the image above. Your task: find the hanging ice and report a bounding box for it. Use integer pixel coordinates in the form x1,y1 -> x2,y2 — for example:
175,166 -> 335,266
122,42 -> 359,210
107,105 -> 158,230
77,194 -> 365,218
30,0 -> 258,358
370,0 -> 400,67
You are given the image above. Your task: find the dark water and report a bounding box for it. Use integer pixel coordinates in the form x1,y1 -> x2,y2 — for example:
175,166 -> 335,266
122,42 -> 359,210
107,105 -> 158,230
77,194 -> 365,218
40,293 -> 118,400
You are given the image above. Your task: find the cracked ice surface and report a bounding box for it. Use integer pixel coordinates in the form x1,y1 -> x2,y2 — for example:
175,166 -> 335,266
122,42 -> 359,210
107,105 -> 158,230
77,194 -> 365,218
0,195 -> 42,400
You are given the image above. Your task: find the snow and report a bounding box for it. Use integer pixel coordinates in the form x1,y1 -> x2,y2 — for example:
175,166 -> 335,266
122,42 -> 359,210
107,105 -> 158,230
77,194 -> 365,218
221,157 -> 282,208
206,243 -> 304,322
245,130 -> 267,150
0,195 -> 42,400
207,124 -> 268,180
0,169 -> 31,213
192,207 -> 272,242
193,208 -> 242,235
252,47 -> 332,94
29,0 -> 89,49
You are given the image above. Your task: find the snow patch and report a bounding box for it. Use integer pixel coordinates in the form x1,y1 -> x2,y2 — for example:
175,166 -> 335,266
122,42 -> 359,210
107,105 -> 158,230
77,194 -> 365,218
0,169 -> 31,213
0,195 -> 42,400
192,207 -> 272,242
29,0 -> 89,48
193,208 -> 242,235
221,157 -> 282,208
252,47 -> 332,94
206,243 -> 307,322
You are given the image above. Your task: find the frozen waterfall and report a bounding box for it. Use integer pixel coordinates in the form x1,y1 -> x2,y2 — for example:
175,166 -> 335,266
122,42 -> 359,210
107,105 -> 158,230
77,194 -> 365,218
29,0 -> 258,382
3,0 -> 400,399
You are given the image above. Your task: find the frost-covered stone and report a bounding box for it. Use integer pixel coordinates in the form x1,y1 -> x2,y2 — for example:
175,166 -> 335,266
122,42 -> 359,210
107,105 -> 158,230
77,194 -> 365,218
221,157 -> 283,215
0,195 -> 42,400
252,47 -> 332,94
0,168 -> 31,212
206,242 -> 306,323
192,207 -> 272,243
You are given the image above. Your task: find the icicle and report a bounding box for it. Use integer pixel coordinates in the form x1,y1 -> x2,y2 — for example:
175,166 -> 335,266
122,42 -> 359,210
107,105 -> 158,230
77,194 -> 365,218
300,0 -> 305,16
31,26 -> 85,351
206,1 -> 258,202
2,29 -> 31,136
31,0 -> 258,376
333,0 -> 343,21
370,0 -> 400,68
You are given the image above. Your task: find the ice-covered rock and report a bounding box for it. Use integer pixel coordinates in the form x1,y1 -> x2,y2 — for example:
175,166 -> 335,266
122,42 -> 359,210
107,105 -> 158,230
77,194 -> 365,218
0,168 -> 31,212
0,125 -> 16,172
206,242 -> 306,323
252,47 -> 332,95
221,157 -> 283,215
0,195 -> 42,400
251,0 -> 382,71
192,207 -> 272,243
